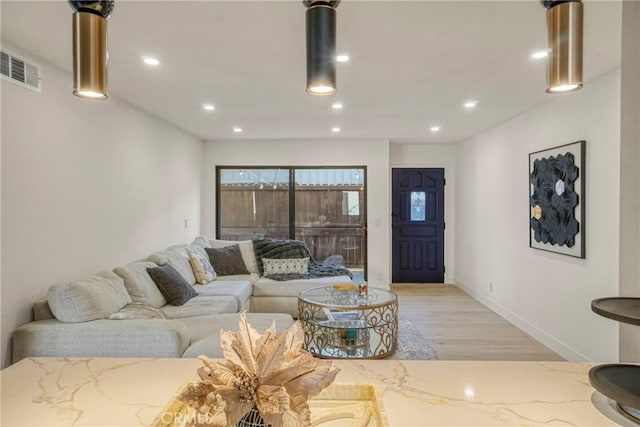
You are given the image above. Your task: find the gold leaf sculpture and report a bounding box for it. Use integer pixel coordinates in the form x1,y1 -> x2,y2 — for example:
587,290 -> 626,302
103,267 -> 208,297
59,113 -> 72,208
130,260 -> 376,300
179,313 -> 340,427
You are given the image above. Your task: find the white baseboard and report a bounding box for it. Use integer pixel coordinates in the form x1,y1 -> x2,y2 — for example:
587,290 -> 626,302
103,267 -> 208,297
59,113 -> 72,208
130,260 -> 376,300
454,279 -> 591,362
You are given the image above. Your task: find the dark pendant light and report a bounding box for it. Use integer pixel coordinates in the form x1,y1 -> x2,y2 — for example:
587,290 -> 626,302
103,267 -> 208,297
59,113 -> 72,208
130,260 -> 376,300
68,1 -> 114,99
541,0 -> 583,93
303,1 -> 340,96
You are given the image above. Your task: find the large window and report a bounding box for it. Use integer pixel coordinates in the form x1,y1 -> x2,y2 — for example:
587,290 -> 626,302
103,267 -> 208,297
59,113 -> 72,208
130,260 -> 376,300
217,167 -> 366,272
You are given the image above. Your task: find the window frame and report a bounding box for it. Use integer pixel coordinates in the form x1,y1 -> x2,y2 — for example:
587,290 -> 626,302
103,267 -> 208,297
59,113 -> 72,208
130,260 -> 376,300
215,165 -> 367,276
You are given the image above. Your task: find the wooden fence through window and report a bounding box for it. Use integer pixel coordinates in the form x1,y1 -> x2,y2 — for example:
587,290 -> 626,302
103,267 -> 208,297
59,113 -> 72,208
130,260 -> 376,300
219,184 -> 365,268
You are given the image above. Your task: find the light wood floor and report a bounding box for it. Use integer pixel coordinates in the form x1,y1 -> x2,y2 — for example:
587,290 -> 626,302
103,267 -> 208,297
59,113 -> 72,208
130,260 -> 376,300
391,284 -> 564,361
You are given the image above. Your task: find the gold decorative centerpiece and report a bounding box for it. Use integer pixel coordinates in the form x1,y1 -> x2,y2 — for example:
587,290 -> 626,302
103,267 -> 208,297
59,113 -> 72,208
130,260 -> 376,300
332,283 -> 357,292
176,313 -> 339,427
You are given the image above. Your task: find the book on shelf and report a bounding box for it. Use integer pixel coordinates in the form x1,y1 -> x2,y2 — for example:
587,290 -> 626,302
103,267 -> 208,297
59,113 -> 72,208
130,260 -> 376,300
323,308 -> 362,322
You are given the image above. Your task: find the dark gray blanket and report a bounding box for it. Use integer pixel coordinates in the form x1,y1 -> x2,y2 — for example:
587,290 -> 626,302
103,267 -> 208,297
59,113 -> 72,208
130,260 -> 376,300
252,238 -> 352,281
263,262 -> 353,281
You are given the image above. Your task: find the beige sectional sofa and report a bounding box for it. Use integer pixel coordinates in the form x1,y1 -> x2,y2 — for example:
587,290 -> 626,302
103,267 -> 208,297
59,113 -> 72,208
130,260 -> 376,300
11,236 -> 352,363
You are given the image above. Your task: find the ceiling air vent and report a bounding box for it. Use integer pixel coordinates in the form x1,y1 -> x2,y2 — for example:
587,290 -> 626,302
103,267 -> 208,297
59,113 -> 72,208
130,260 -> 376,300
0,49 -> 41,92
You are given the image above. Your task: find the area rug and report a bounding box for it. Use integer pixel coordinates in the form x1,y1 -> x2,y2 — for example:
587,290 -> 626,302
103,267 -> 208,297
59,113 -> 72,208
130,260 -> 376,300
386,319 -> 438,360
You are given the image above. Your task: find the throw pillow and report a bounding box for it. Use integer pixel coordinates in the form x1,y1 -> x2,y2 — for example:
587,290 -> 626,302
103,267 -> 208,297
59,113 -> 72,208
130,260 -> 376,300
252,238 -> 315,275
206,244 -> 250,276
191,236 -> 212,249
188,251 -> 217,284
210,239 -> 259,275
262,257 -> 309,277
147,264 -> 197,306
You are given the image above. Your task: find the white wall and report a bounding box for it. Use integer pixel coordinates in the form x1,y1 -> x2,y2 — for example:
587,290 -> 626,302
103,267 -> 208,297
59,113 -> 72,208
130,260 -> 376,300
1,46 -> 203,367
454,70 -> 621,362
202,139 -> 390,287
390,143 -> 456,283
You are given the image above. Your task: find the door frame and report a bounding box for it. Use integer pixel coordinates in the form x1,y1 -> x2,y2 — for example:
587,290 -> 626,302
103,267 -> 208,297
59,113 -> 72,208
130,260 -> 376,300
389,165 -> 452,284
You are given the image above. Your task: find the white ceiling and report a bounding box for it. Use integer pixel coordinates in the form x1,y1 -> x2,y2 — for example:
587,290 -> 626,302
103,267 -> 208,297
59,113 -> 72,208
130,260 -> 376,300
1,1 -> 622,143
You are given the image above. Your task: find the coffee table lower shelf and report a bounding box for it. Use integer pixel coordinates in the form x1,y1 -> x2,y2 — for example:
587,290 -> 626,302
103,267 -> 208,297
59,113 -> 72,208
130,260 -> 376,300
302,321 -> 396,359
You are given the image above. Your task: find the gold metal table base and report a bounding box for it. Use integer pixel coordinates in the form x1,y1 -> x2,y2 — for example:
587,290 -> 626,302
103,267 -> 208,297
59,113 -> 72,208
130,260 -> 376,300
298,288 -> 398,359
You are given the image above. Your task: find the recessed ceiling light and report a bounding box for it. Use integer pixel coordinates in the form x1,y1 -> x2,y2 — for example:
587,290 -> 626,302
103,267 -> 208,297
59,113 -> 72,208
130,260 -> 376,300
142,56 -> 160,66
336,54 -> 350,63
531,50 -> 549,59
430,126 -> 441,132
203,104 -> 215,111
332,102 -> 343,110
332,127 -> 341,132
233,127 -> 243,133
464,100 -> 479,108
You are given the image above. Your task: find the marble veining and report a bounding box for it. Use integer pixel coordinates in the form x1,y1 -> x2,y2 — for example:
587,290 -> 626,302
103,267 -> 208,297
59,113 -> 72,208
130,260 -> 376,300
1,358 -> 637,426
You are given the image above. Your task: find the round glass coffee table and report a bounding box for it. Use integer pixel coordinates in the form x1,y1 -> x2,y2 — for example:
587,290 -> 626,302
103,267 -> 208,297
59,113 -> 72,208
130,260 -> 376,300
298,285 -> 398,359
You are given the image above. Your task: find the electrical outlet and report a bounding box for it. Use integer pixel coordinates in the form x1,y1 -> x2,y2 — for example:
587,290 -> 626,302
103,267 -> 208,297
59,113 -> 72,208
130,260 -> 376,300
184,218 -> 189,229
489,282 -> 494,293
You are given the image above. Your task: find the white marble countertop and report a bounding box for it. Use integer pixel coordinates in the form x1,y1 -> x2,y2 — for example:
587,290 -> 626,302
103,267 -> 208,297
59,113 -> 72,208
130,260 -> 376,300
1,358 -> 636,426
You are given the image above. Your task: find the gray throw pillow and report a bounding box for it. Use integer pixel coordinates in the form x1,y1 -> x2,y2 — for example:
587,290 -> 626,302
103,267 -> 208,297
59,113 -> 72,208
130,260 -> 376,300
147,264 -> 197,306
206,244 -> 250,276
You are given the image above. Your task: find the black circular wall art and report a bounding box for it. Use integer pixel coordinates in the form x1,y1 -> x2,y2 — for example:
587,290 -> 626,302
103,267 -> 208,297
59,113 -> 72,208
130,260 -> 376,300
530,151 -> 580,247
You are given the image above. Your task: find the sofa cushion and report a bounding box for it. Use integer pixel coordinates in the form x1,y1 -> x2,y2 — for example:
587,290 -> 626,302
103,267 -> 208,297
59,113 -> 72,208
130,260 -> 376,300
186,241 -> 209,261
180,313 -> 295,358
47,271 -> 132,323
209,239 -> 259,275
216,273 -> 260,285
193,280 -> 252,311
252,238 -> 313,275
253,275 -> 353,297
33,298 -> 54,321
12,318 -> 190,361
147,264 -> 197,306
206,245 -> 250,276
263,257 -> 309,277
114,261 -> 167,308
160,295 -> 237,319
188,252 -> 217,284
147,245 -> 197,286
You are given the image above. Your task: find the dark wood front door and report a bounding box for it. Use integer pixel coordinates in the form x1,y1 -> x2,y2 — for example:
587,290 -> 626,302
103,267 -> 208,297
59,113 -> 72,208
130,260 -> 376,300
392,168 -> 445,283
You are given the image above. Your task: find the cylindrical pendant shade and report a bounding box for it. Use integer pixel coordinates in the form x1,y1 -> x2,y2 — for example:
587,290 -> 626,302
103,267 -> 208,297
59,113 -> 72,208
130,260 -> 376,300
72,11 -> 108,99
546,1 -> 583,93
306,4 -> 337,95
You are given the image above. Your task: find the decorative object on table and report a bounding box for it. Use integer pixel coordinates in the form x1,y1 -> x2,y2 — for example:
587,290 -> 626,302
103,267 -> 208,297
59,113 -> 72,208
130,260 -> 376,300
331,283 -> 358,304
529,140 -> 585,258
358,284 -> 368,298
157,382 -> 388,427
178,312 -> 339,427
